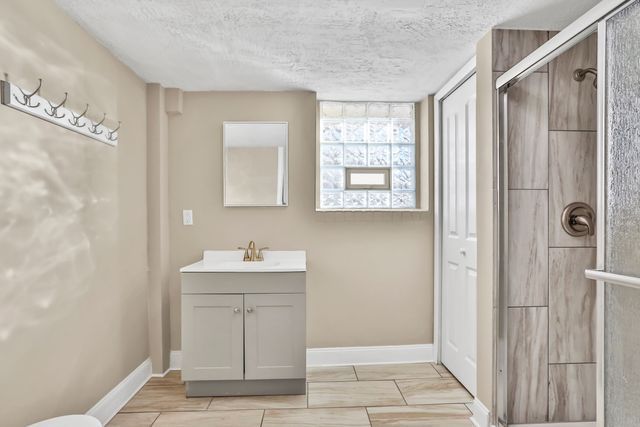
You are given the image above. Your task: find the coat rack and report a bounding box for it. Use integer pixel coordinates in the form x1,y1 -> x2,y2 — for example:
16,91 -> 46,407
1,78 -> 120,146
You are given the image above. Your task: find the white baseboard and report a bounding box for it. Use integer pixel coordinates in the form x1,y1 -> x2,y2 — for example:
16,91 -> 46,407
86,358 -> 151,425
467,398 -> 491,427
306,344 -> 434,366
511,423 -> 595,427
170,350 -> 182,370
167,344 -> 433,370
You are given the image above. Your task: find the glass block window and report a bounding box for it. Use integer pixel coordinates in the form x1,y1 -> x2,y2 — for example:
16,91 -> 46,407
319,101 -> 416,209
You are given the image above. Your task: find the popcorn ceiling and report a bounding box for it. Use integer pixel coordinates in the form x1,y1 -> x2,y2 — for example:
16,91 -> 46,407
55,0 -> 598,101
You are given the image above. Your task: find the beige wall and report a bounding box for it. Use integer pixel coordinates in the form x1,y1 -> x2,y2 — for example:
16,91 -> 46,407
475,30 -> 495,410
147,84 -> 172,373
168,91 -> 434,349
0,1 -> 149,426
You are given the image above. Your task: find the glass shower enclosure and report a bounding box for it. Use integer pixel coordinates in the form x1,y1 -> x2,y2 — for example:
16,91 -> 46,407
496,0 -> 640,425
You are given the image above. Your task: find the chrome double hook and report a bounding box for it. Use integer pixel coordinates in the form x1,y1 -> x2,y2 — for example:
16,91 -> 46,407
13,78 -> 42,108
69,104 -> 89,128
107,121 -> 121,142
89,113 -> 106,135
45,92 -> 68,119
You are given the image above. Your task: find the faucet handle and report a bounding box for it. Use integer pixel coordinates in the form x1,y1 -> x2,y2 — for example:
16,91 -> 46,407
257,247 -> 269,261
237,246 -> 250,261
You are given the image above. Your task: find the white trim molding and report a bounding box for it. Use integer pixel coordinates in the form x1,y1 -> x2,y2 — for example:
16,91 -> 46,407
306,344 -> 434,366
466,398 -> 491,427
510,423 -> 595,427
169,350 -> 182,370
86,358 -> 151,425
165,344 -> 433,370
433,55 -> 476,365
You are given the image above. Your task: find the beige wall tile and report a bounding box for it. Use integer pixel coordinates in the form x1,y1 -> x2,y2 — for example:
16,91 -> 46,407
308,380 -> 405,408
508,190 -> 548,306
208,394 -> 307,411
549,248 -> 597,363
107,413 -> 160,427
368,403 -> 471,426
263,408 -> 370,426
549,33 -> 597,131
395,378 -> 473,405
508,73 -> 549,189
152,410 -> 263,427
432,363 -> 454,378
507,307 -> 548,424
121,385 -> 211,412
549,131 -> 597,247
145,371 -> 183,387
307,366 -> 357,382
355,363 -> 440,380
549,363 -> 596,422
493,30 -> 549,72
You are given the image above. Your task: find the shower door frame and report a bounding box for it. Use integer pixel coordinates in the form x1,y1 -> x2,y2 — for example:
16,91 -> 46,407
493,0 -> 632,425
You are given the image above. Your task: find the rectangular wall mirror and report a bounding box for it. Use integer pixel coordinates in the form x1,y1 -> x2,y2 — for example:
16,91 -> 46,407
223,121 -> 288,207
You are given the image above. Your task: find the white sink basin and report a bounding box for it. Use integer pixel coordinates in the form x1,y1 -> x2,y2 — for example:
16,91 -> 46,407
180,250 -> 306,273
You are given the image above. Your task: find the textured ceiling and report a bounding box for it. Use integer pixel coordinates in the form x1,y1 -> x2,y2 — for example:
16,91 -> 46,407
54,0 -> 599,101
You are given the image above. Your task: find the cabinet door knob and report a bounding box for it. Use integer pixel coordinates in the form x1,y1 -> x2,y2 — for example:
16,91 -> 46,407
246,307 -> 254,313
233,307 -> 241,313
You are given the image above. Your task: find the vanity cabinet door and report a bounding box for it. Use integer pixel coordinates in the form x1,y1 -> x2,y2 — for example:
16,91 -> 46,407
244,293 -> 306,380
181,294 -> 244,381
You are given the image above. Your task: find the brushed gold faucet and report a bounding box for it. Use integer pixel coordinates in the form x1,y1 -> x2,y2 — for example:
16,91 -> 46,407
238,241 -> 269,262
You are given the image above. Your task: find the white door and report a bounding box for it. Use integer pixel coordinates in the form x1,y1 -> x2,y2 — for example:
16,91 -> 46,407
441,74 -> 477,394
244,293 -> 306,380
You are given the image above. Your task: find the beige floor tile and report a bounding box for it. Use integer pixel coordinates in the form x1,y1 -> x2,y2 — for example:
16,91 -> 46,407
263,407 -> 370,426
432,364 -> 454,378
355,363 -> 440,380
107,412 -> 160,426
121,385 -> 211,412
145,370 -> 183,387
152,410 -> 263,427
368,404 -> 471,426
396,379 -> 473,405
308,381 -> 405,408
307,366 -> 357,382
209,394 -> 307,410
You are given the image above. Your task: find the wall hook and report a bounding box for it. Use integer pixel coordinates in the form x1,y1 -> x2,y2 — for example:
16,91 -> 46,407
45,92 -> 68,119
13,78 -> 42,108
69,104 -> 89,128
89,113 -> 106,135
107,121 -> 121,141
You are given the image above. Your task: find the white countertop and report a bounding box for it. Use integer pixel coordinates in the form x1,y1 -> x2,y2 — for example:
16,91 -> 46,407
180,250 -> 306,273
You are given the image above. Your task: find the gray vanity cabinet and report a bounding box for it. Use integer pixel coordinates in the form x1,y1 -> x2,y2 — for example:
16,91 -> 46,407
181,294 -> 244,381
244,293 -> 306,380
181,271 -> 306,396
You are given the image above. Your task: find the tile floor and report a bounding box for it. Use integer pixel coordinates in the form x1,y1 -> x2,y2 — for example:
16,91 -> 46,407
108,363 -> 474,426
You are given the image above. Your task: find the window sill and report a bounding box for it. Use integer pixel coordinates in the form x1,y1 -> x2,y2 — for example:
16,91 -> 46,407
315,208 -> 429,213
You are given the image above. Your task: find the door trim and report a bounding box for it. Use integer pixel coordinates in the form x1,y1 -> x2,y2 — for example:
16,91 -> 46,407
434,56 -> 476,367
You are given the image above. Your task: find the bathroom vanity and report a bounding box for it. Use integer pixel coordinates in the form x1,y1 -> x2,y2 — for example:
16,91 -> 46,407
180,250 -> 306,397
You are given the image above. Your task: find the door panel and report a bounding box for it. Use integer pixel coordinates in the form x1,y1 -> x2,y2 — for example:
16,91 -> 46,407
181,294 -> 244,381
244,293 -> 306,380
441,74 -> 477,395
600,3 -> 640,425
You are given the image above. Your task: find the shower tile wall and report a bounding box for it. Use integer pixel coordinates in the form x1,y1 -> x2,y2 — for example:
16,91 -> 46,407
495,29 -> 598,424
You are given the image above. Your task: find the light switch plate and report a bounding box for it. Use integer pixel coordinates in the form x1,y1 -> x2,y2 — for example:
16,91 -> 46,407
182,210 -> 193,225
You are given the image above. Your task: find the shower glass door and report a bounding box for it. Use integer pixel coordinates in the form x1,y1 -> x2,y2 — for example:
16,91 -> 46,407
588,1 -> 640,425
